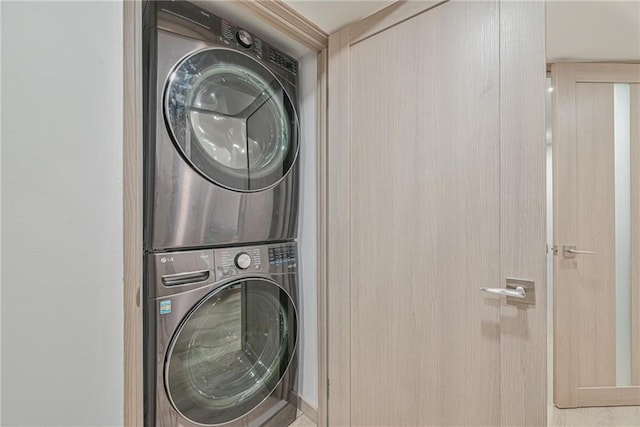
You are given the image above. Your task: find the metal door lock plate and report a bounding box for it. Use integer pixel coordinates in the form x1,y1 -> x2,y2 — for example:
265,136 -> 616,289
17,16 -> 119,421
563,245 -> 577,258
506,278 -> 535,305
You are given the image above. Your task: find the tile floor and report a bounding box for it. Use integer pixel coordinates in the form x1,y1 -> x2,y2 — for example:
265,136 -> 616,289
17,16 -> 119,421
289,413 -> 315,426
290,406 -> 640,426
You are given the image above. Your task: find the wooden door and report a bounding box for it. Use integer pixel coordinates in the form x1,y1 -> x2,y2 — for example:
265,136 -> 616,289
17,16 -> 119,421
552,63 -> 640,408
326,1 -> 546,425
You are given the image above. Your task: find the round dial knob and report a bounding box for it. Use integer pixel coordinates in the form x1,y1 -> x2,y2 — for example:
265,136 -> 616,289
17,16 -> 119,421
236,30 -> 253,48
235,252 -> 252,270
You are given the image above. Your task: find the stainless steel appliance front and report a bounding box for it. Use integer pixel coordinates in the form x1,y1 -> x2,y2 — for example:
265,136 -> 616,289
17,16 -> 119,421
144,242 -> 298,427
143,1 -> 300,251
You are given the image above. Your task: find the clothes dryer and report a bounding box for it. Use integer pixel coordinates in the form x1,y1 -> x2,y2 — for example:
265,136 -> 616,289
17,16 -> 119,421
143,1 -> 300,251
145,241 -> 298,427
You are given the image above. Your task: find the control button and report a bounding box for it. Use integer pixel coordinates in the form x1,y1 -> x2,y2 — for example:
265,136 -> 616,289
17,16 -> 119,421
236,30 -> 253,48
222,268 -> 230,276
235,252 -> 252,269
255,264 -> 261,270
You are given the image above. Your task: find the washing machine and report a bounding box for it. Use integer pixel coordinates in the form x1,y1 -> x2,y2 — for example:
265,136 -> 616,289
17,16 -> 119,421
145,241 -> 299,427
143,1 -> 300,251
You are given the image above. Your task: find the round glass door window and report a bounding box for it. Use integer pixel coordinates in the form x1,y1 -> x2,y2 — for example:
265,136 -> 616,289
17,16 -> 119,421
165,48 -> 299,192
165,279 -> 297,425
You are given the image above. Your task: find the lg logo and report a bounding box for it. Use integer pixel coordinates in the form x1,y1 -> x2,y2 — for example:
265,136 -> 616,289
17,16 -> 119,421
160,256 -> 175,264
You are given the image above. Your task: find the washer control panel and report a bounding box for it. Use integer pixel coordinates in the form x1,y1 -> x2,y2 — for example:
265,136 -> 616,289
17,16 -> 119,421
235,252 -> 252,269
268,244 -> 297,266
236,30 -> 253,48
213,242 -> 296,280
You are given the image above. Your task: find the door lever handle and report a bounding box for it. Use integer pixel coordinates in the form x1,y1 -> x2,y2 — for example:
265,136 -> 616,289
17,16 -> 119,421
479,286 -> 526,299
563,245 -> 596,258
480,278 -> 535,305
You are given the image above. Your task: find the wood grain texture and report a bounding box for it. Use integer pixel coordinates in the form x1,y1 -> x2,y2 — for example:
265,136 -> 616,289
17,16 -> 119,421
123,0 -> 143,426
232,0 -> 328,51
498,2 -> 547,426
553,63 -> 640,408
326,26 -> 351,427
552,63 -> 580,408
327,1 -> 548,424
348,2 -> 501,425
631,84 -> 640,387
572,63 -> 640,83
575,83 -> 616,388
348,0 -> 445,46
549,404 -> 640,426
577,386 -> 640,407
315,47 -> 328,427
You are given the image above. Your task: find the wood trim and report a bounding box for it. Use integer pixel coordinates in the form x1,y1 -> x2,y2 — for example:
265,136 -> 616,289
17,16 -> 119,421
348,0 -> 446,46
632,84 -> 640,386
315,47 -> 328,427
326,25 -> 351,427
576,386 -> 640,407
548,60 -> 640,67
571,63 -> 640,83
499,2 -> 547,425
123,0 -> 143,426
553,63 -> 640,408
552,63 -> 579,408
233,0 -> 328,51
291,391 -> 319,424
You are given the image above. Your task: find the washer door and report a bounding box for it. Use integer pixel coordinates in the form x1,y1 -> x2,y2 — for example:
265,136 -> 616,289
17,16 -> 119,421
165,279 -> 297,425
165,48 -> 299,192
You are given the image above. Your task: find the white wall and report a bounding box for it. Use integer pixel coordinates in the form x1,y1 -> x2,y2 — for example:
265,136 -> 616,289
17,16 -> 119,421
1,2 -> 124,425
0,2 -> 3,422
284,0 -> 394,33
296,52 -> 318,409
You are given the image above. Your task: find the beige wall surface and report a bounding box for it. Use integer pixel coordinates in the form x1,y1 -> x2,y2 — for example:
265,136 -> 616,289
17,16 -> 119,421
547,1 -> 640,62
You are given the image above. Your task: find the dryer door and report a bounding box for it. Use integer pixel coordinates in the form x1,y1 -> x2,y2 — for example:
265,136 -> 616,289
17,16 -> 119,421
165,48 -> 299,192
164,278 -> 297,425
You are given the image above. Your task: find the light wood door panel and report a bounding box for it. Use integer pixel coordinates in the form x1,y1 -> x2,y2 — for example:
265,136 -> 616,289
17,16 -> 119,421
349,2 -> 500,425
552,63 -> 640,408
327,1 -> 546,425
575,83 -> 617,388
498,3 -> 547,425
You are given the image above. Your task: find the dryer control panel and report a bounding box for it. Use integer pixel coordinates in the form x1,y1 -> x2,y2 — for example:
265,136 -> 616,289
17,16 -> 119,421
155,1 -> 298,77
213,242 -> 297,280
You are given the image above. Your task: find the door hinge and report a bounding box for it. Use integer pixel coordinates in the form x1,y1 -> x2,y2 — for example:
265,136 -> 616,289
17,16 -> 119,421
327,379 -> 330,400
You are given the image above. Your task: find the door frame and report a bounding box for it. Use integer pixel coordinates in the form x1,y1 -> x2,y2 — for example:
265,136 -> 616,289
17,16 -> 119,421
326,1 -> 546,425
551,62 -> 640,408
122,1 -> 329,425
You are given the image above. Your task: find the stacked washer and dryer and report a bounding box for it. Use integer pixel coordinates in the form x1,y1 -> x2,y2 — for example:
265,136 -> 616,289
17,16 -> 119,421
142,2 -> 301,426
